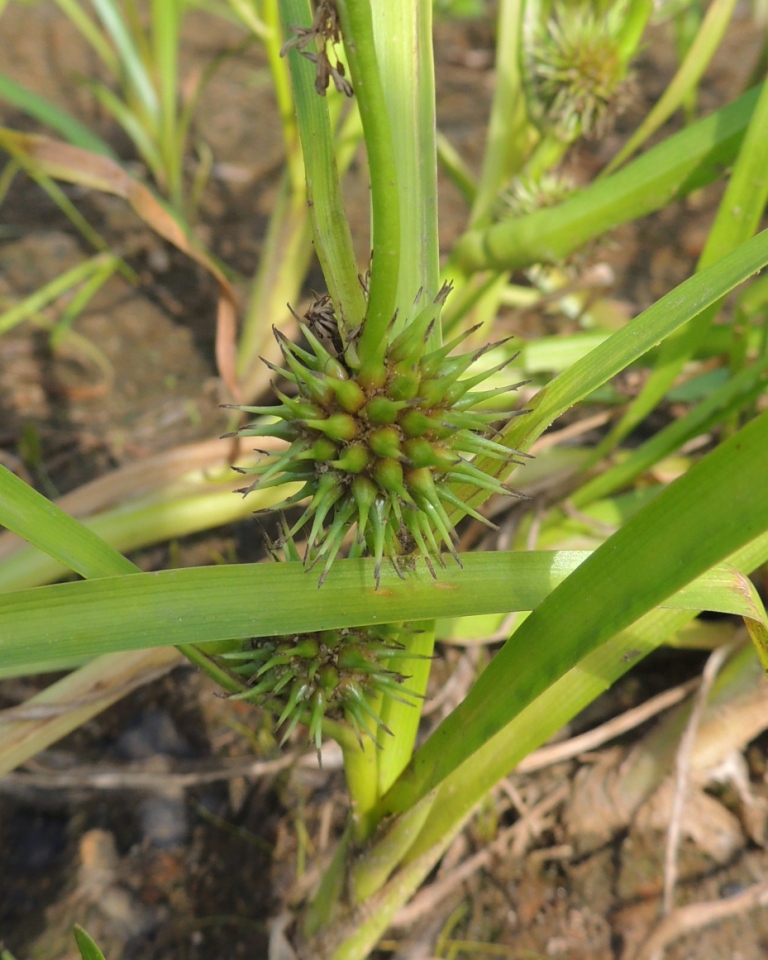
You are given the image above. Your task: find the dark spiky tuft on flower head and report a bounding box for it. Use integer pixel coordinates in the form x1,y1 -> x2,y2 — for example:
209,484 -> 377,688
219,625 -> 428,756
226,286 -> 529,586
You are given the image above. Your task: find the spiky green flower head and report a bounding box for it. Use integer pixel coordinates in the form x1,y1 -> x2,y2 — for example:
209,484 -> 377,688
227,285 -> 529,586
524,0 -> 635,141
218,626 -> 425,755
495,171 -> 574,220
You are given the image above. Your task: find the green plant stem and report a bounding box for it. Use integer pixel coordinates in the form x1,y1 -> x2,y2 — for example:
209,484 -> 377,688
452,83 -> 762,273
304,822 -> 354,938
341,724 -> 380,842
278,0 -> 366,338
335,0 -> 400,382
369,0 -> 439,325
350,790 -> 435,905
470,0 -> 528,226
322,817 -> 466,960
615,0 -> 654,61
521,130 -> 568,182
436,129 -> 476,205
376,622 -> 435,797
152,0 -> 183,210
263,0 -> 303,193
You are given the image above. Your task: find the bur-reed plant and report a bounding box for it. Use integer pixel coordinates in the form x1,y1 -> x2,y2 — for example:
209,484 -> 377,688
2,0 -> 768,957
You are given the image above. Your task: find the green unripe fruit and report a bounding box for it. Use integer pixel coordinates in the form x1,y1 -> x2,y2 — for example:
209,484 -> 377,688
234,285 -> 527,587
320,630 -> 342,648
403,437 -> 439,469
302,374 -> 335,408
276,392 -> 324,421
403,437 -> 432,467
322,355 -> 349,380
332,442 -> 371,473
373,457 -> 406,495
405,466 -> 438,499
387,373 -> 420,401
319,665 -> 339,690
365,396 -> 406,425
404,438 -> 460,471
337,647 -> 371,671
308,438 -> 339,462
369,426 -> 402,459
398,409 -> 433,437
415,376 -> 450,408
330,377 -> 367,414
305,413 -> 359,442
352,475 -> 378,511
291,639 -> 320,658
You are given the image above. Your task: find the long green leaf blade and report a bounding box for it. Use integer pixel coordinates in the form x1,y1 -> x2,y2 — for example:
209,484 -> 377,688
0,549 -> 761,671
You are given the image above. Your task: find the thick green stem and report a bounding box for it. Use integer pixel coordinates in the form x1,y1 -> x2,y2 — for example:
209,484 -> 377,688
369,0 -> 440,326
376,621 -> 435,797
336,0 -> 400,382
452,84 -> 762,273
470,0 -> 528,226
279,0 -> 366,336
340,722 -> 380,842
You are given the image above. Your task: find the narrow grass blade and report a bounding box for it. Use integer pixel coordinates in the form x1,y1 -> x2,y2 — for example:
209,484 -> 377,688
0,72 -> 114,155
52,0 -> 120,74
573,352 -> 768,508
0,647 -> 182,780
401,524 -> 768,861
90,0 -> 160,124
152,0 -> 183,208
84,80 -> 165,183
449,224 -> 768,522
50,254 -> 120,346
0,475 -> 292,592
603,0 -> 739,174
0,133 -> 119,259
0,253 -> 119,336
